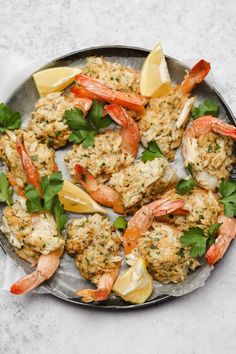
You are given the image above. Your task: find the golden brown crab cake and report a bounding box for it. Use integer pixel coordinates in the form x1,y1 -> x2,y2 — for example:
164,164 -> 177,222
108,158 -> 178,214
66,214 -> 121,285
183,132 -> 235,191
0,197 -> 64,263
139,91 -> 195,160
64,130 -> 135,183
0,130 -> 56,189
82,57 -> 140,94
128,222 -> 199,284
28,92 -> 78,149
163,188 -> 220,232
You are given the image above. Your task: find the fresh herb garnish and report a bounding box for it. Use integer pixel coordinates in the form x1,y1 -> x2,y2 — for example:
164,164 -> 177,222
191,100 -> 220,119
0,173 -> 13,206
65,100 -> 113,148
25,172 -> 67,232
176,178 -> 196,195
218,180 -> 236,217
186,163 -> 194,176
0,103 -> 21,133
113,216 -> 127,231
141,140 -> 163,162
180,223 -> 221,257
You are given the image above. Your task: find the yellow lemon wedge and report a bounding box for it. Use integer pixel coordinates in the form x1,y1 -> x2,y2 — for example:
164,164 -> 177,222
58,179 -> 106,214
140,43 -> 172,98
33,67 -> 82,97
113,257 -> 153,304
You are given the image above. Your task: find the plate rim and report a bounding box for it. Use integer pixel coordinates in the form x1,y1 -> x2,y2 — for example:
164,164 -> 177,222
2,45 -> 235,310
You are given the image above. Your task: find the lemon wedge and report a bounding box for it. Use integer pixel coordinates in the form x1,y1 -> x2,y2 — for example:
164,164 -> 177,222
33,67 -> 82,97
140,43 -> 172,97
58,179 -> 106,214
113,257 -> 153,304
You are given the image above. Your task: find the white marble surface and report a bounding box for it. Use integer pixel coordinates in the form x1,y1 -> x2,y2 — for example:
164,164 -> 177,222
0,0 -> 236,353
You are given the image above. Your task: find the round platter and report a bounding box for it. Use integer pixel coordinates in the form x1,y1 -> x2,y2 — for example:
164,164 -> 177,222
0,46 -> 235,310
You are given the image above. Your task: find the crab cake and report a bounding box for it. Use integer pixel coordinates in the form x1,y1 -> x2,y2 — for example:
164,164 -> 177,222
0,197 -> 64,263
139,92 -> 195,160
108,158 -> 178,214
82,57 -> 140,94
183,132 -> 235,190
0,130 -> 56,189
128,222 -> 199,284
163,188 -> 220,232
28,92 -> 78,149
64,130 -> 135,183
66,214 -> 121,284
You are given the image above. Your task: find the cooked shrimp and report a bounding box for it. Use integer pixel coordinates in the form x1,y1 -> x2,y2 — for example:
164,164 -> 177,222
74,164 -> 123,213
10,247 -> 64,295
105,103 -> 140,157
66,214 -> 121,302
205,215 -> 236,265
183,115 -> 236,190
73,74 -> 146,114
124,197 -> 186,254
76,269 -> 119,302
139,59 -> 211,160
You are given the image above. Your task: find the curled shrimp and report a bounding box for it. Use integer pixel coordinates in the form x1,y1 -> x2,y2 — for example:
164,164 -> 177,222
76,268 -> 119,302
124,198 -> 187,254
74,164 -> 123,214
72,74 -> 147,114
16,134 -> 42,193
205,215 -> 236,266
10,247 -> 64,295
179,59 -> 211,95
105,103 -> 140,157
72,95 -> 93,113
183,115 -> 236,141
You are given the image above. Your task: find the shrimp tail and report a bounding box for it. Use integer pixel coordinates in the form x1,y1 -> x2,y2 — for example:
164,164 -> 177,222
16,134 -> 42,192
105,103 -> 140,157
10,248 -> 62,295
76,270 -> 119,302
75,74 -> 146,114
179,59 -> 211,94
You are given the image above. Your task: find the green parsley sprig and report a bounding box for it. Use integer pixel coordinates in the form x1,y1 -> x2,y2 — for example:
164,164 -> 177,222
176,178 -> 196,195
113,216 -> 127,231
65,100 -> 113,148
180,223 -> 222,257
218,180 -> 236,217
141,140 -> 163,162
0,103 -> 21,133
191,100 -> 220,119
25,172 -> 67,232
0,173 -> 13,206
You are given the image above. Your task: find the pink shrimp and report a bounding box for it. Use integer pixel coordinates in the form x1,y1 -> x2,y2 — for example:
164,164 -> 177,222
74,164 -> 124,214
72,74 -> 146,114
179,59 -> 211,95
205,215 -> 236,265
124,198 -> 187,254
183,115 -> 236,140
76,268 -> 119,302
72,95 -> 93,113
10,247 -> 64,295
16,134 -> 42,193
105,103 -> 140,157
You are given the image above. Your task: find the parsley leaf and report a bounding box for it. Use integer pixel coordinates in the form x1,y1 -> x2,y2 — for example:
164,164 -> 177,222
181,224 -> 222,258
113,216 -> 127,231
176,178 -> 196,195
219,180 -> 236,217
25,172 -> 67,232
141,140 -> 163,162
0,173 -> 13,206
65,100 -> 112,148
0,103 -> 21,133
186,163 -> 194,176
191,100 -> 220,119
